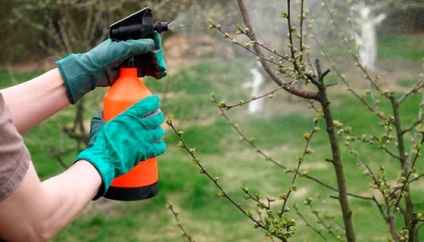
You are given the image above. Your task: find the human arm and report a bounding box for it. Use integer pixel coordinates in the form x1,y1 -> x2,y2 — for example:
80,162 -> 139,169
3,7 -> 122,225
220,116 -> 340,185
0,160 -> 101,242
0,68 -> 69,134
0,92 -> 97,241
0,33 -> 166,134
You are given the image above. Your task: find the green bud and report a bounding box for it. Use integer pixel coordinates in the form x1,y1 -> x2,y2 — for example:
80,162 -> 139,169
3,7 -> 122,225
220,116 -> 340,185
333,120 -> 343,128
166,115 -> 173,125
305,147 -> 314,154
217,101 -> 227,109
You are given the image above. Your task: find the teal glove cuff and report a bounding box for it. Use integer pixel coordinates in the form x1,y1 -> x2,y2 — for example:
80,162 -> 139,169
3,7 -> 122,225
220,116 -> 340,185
77,148 -> 115,200
57,53 -> 108,104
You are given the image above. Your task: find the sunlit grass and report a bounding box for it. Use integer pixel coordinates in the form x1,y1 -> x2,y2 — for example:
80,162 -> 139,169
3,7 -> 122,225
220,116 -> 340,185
379,34 -> 424,61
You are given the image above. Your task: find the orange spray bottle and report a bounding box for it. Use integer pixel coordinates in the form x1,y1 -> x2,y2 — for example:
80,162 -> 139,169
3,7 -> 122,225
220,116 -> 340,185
103,8 -> 168,201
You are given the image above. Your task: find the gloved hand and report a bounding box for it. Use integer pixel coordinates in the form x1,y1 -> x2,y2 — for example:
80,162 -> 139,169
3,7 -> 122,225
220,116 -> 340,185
56,32 -> 167,104
76,95 -> 166,199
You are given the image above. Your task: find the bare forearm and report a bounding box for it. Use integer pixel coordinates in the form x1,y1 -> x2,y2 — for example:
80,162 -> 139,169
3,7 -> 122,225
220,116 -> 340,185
39,160 -> 101,238
0,68 -> 70,134
0,161 -> 101,241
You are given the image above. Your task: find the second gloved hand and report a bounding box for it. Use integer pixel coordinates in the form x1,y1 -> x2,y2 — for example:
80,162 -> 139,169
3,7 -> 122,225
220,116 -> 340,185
76,95 -> 166,198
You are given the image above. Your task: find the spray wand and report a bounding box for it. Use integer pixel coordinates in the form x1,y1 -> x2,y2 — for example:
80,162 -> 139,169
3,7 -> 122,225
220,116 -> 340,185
103,7 -> 168,201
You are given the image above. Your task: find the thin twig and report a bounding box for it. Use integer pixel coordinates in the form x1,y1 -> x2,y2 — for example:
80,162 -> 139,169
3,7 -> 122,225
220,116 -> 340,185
166,202 -> 195,242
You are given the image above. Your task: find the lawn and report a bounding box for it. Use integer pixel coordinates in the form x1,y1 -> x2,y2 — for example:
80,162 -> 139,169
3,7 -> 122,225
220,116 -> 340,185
1,33 -> 423,241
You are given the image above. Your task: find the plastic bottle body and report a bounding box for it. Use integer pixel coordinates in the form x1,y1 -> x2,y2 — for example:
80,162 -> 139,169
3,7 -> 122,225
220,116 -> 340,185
103,67 -> 158,201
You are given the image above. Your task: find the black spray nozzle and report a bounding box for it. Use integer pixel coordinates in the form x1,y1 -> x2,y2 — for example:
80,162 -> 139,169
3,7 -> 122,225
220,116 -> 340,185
154,21 -> 169,33
109,7 -> 168,41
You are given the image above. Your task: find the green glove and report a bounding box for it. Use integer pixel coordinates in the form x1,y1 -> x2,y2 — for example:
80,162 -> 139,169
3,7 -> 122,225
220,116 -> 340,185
76,95 -> 166,199
56,33 -> 167,104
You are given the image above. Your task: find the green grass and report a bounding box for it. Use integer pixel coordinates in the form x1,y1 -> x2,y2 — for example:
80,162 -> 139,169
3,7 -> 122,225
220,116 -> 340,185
378,34 -> 424,61
1,33 -> 424,241
0,68 -> 44,88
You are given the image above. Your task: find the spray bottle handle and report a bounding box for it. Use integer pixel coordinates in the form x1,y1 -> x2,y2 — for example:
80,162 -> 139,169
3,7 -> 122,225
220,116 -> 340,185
110,7 -> 168,77
109,8 -> 169,41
